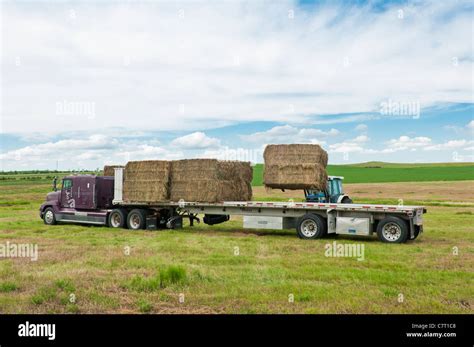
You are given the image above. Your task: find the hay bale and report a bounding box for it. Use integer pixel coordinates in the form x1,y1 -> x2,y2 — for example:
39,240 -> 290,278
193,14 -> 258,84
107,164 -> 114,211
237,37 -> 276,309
263,144 -> 328,167
169,159 -> 252,202
103,165 -> 124,176
263,144 -> 328,190
123,160 -> 171,202
264,163 -> 328,190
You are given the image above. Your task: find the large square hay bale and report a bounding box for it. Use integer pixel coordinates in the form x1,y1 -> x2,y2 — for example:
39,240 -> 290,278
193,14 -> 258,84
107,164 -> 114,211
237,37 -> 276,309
103,165 -> 124,177
123,160 -> 171,202
263,144 -> 328,190
169,159 -> 252,202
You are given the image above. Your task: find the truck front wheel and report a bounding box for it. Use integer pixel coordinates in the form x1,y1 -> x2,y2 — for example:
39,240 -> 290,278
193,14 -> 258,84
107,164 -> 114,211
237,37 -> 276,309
296,213 -> 326,239
376,216 -> 408,243
43,207 -> 57,225
108,209 -> 126,228
127,209 -> 147,230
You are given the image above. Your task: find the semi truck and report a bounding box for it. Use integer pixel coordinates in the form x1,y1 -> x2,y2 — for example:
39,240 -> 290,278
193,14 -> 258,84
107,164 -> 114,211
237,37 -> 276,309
39,168 -> 426,243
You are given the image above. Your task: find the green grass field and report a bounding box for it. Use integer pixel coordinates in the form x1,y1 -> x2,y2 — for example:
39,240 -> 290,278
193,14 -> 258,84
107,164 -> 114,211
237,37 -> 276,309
251,162 -> 474,185
0,175 -> 472,314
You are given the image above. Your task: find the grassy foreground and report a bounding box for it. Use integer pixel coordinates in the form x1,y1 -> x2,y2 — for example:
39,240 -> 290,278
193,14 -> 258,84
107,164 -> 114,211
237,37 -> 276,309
0,180 -> 472,313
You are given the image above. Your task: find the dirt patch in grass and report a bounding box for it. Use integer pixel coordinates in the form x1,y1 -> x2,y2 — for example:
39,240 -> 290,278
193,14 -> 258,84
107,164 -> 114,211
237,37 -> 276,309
252,180 -> 474,203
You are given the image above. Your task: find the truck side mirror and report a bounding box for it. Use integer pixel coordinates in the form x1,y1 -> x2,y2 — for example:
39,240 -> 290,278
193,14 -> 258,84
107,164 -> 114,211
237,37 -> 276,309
53,177 -> 58,192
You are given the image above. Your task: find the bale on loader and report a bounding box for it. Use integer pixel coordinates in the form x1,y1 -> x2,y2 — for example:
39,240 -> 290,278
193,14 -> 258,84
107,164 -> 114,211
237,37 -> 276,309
122,160 -> 171,202
103,165 -> 124,177
263,144 -> 328,190
169,159 -> 252,202
263,144 -> 328,167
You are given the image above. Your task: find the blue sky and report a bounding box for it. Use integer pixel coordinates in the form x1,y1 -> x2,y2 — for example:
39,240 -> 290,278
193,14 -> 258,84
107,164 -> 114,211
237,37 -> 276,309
1,0 -> 473,170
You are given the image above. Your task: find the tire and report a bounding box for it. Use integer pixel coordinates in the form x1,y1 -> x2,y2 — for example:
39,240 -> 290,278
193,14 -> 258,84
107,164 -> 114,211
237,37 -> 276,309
127,209 -> 147,230
341,196 -> 353,204
108,209 -> 126,228
43,207 -> 57,225
296,213 -> 326,239
376,216 -> 408,243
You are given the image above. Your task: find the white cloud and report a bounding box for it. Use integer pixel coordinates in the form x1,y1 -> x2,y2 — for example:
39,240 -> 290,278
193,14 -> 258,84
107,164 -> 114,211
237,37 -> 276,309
424,139 -> 473,151
328,135 -> 369,153
467,120 -> 474,133
385,136 -> 432,151
0,134 -> 118,162
353,135 -> 369,143
170,132 -> 220,149
241,125 -> 338,144
2,1 -> 472,134
115,144 -> 183,162
0,135 -> 181,170
355,124 -> 368,132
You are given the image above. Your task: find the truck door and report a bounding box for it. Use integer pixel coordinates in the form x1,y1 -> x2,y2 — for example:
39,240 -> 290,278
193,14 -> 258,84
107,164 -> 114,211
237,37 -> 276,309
74,177 -> 97,209
60,178 -> 75,208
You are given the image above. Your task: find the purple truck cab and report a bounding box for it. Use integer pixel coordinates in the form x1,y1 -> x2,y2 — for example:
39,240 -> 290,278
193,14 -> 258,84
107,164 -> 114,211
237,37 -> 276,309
40,175 -> 114,225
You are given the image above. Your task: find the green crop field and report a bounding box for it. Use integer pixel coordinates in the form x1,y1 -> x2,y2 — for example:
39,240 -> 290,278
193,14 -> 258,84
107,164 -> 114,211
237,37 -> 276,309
251,162 -> 474,185
0,174 -> 472,314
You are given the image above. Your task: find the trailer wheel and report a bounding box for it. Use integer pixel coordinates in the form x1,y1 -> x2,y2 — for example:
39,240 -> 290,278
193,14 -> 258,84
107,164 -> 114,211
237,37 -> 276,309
376,216 -> 408,243
127,209 -> 147,230
43,207 -> 57,225
296,213 -> 326,239
108,209 -> 126,228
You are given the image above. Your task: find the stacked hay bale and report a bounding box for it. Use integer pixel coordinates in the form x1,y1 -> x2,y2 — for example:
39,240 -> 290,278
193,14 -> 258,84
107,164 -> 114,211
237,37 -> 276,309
263,144 -> 328,190
103,165 -> 124,176
169,159 -> 252,202
122,160 -> 171,202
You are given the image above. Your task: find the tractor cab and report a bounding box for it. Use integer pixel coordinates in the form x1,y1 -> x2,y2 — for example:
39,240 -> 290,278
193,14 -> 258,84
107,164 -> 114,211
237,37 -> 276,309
304,176 -> 352,204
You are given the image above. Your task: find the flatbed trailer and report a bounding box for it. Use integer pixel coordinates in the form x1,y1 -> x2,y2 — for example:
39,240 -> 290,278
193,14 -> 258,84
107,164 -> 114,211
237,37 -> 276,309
111,199 -> 425,243
39,169 -> 426,243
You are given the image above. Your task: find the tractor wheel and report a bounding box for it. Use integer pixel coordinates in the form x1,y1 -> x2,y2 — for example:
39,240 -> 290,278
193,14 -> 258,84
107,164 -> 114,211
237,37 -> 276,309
341,196 -> 353,204
296,213 -> 326,239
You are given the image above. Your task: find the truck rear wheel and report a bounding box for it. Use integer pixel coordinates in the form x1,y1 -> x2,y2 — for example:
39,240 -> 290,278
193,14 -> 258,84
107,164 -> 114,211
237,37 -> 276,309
43,207 -> 57,225
376,216 -> 408,243
127,209 -> 147,230
108,209 -> 126,228
296,213 -> 326,239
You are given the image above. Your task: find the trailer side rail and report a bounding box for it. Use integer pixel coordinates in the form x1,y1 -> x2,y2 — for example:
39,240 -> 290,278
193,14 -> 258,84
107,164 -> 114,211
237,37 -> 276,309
113,199 -> 425,216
